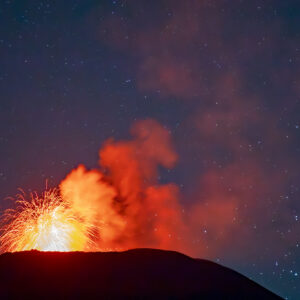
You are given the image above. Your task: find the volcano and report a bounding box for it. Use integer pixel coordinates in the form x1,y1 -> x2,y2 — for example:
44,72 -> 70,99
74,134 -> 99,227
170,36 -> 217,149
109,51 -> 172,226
0,248 -> 280,299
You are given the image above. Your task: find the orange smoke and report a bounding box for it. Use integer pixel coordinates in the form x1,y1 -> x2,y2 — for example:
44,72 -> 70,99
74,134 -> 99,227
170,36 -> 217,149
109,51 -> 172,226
0,119 -> 189,253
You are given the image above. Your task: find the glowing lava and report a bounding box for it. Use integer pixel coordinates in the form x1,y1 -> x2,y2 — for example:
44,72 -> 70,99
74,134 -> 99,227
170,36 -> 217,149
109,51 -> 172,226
0,189 -> 93,252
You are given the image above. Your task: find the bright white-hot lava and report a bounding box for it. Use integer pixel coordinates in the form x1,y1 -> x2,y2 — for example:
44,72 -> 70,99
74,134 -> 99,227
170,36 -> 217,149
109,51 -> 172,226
0,189 -> 94,252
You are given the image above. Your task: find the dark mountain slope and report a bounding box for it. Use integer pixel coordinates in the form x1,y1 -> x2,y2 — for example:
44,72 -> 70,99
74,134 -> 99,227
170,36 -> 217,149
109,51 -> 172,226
0,248 -> 281,299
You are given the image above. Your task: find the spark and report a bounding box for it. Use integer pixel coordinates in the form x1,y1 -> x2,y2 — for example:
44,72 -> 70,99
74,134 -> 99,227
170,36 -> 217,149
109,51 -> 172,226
0,189 -> 94,252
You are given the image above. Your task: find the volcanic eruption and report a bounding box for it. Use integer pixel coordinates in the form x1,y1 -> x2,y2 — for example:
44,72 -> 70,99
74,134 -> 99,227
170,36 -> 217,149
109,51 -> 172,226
0,119 -> 188,254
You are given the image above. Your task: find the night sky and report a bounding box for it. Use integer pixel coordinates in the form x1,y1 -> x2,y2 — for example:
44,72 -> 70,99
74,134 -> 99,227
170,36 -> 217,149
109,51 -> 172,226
0,1 -> 299,298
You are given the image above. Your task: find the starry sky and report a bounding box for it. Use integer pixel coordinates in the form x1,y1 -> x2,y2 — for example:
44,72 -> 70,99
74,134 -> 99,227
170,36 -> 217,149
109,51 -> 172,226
0,0 -> 299,298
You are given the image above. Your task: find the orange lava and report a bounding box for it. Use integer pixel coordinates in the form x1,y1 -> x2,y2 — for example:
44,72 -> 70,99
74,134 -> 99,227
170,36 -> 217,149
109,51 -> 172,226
0,189 -> 93,252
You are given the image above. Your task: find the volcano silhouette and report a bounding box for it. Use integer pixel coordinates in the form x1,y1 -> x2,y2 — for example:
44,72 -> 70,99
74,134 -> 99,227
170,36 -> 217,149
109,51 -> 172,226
0,248 -> 280,299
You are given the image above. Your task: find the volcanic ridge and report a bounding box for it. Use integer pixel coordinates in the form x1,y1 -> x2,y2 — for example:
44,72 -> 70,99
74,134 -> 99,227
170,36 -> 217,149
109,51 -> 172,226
0,248 -> 281,299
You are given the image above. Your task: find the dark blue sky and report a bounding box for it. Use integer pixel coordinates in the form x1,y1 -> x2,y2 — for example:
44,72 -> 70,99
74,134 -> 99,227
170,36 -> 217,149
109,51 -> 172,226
0,1 -> 299,298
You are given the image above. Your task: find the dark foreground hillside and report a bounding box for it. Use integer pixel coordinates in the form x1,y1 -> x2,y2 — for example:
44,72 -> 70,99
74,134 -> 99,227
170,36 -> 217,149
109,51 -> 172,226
0,248 -> 281,299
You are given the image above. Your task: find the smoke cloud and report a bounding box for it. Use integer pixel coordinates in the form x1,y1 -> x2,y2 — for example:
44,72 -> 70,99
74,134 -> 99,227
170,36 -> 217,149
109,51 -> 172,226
59,119 -> 192,253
